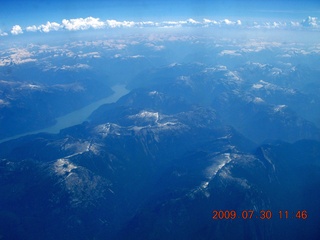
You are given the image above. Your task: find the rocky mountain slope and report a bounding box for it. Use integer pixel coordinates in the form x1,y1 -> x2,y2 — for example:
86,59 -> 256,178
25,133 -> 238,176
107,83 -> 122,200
1,80 -> 320,239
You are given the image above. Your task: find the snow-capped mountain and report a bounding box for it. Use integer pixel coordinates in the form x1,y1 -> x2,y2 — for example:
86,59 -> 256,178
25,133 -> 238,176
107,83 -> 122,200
1,81 -> 319,239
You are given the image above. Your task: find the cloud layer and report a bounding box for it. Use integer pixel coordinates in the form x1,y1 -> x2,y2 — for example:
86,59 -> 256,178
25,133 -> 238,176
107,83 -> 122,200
1,16 -> 319,37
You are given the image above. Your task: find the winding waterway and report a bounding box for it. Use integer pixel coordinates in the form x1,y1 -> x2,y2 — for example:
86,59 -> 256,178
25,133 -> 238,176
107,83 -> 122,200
0,85 -> 129,143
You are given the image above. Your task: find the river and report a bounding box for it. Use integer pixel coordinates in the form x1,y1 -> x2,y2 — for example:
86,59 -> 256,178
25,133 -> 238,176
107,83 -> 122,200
0,84 -> 129,143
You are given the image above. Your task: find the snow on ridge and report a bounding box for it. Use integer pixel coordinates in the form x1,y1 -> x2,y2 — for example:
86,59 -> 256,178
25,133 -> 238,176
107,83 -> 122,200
21,83 -> 42,90
219,50 -> 242,56
129,111 -> 159,122
204,153 -> 232,180
253,97 -> 264,103
139,111 -> 159,121
274,104 -> 287,112
252,83 -> 264,89
188,153 -> 234,198
148,91 -> 158,96
0,99 -> 9,106
95,123 -> 121,138
54,158 -> 77,176
225,71 -> 241,81
254,80 -> 296,95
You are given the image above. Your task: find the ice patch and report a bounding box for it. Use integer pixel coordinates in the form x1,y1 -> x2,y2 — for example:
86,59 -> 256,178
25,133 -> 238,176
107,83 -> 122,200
252,83 -> 264,89
54,158 -> 77,176
274,105 -> 286,112
63,141 -> 91,153
139,111 -> 159,120
148,91 -> 158,96
253,97 -> 264,103
95,124 -> 111,137
225,71 -> 241,81
216,65 -> 227,71
219,50 -> 241,56
188,153 -> 233,198
95,123 -> 122,137
129,111 -> 159,122
0,99 -> 8,106
205,153 -> 232,179
23,84 -> 42,90
128,55 -> 144,59
168,62 -> 181,67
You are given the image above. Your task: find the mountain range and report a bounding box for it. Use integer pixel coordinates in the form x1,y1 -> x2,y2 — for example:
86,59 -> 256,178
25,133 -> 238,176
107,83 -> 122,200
1,63 -> 320,239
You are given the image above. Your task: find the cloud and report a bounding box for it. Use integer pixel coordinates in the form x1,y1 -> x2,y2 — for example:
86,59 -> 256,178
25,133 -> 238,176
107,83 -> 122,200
247,16 -> 318,30
202,18 -> 241,27
160,19 -> 206,28
9,16 -> 320,36
11,25 -> 23,35
26,22 -> 61,33
106,20 -> 136,28
203,18 -> 219,25
301,16 -> 318,27
39,21 -> 61,33
26,25 -> 38,32
222,19 -> 236,25
187,18 -> 199,24
0,30 -> 8,36
290,21 -> 300,27
161,21 -> 183,28
225,19 -> 241,26
62,17 -> 105,31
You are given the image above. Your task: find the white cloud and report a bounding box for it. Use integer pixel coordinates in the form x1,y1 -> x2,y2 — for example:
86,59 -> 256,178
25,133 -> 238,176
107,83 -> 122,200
222,19 -> 235,25
221,19 -> 242,26
203,18 -> 219,24
121,21 -> 136,28
7,16 -> 320,36
26,22 -> 62,33
187,18 -> 199,24
106,20 -> 136,28
26,25 -> 38,32
290,21 -> 300,27
62,17 -> 105,31
11,25 -> 23,35
249,20 -> 293,29
202,18 -> 241,27
0,30 -> 8,36
106,20 -> 122,28
301,16 -> 318,27
139,21 -> 157,27
39,21 -> 61,33
161,21 -> 183,28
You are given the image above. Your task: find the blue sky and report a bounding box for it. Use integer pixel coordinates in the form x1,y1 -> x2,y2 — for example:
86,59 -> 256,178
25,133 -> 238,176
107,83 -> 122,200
2,0 -> 320,22
0,0 -> 320,37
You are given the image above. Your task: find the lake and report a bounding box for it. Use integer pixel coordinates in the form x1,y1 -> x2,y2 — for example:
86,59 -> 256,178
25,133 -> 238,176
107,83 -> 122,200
0,85 -> 129,143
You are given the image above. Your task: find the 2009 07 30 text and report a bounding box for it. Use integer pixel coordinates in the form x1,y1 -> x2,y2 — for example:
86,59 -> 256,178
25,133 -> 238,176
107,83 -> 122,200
212,210 -> 308,220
